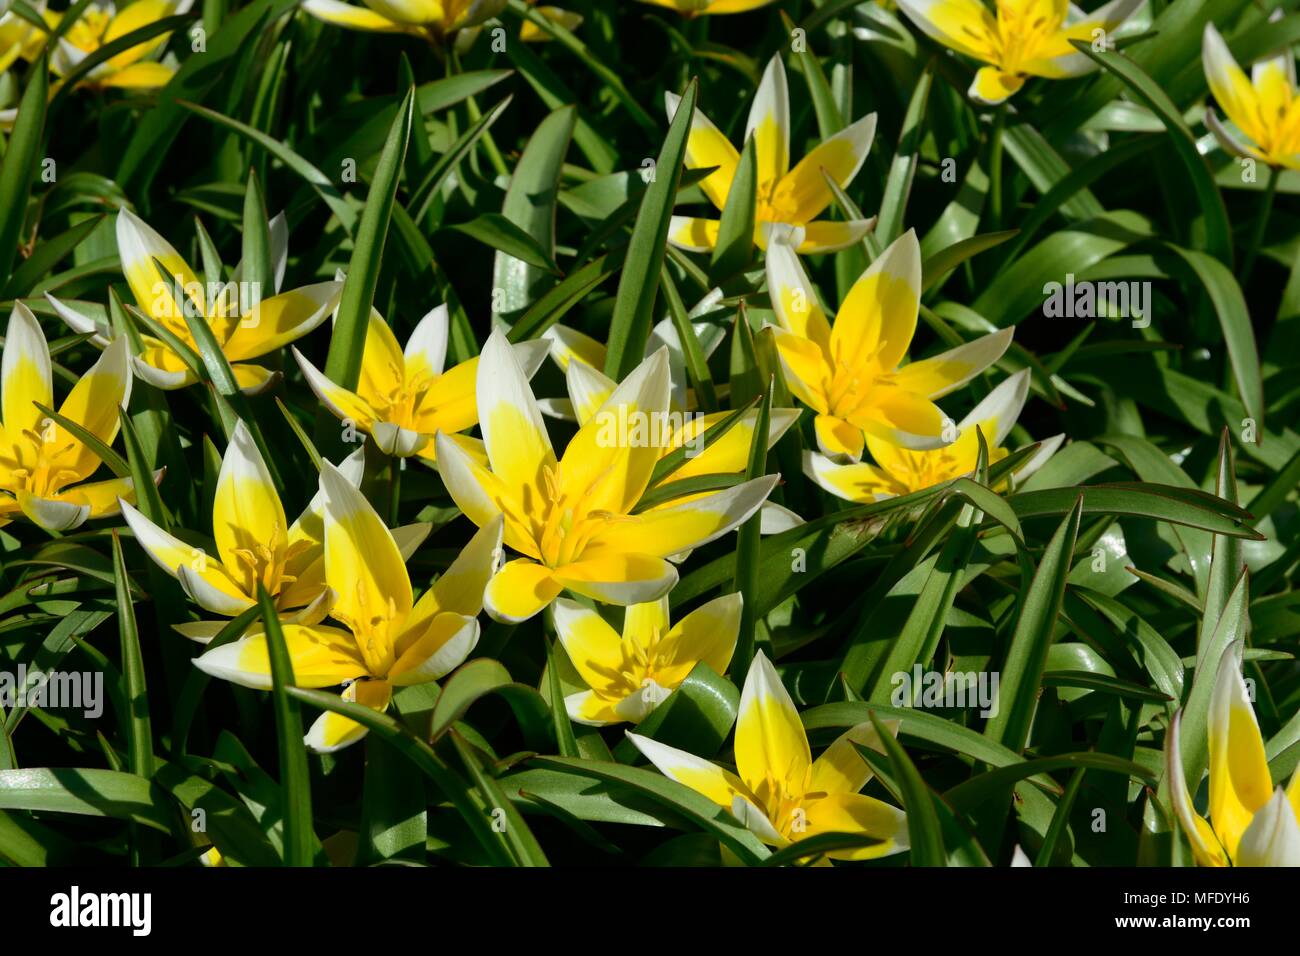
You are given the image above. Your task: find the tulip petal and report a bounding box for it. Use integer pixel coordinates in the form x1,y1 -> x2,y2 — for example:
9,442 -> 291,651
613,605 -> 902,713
301,0 -> 411,31
544,323 -> 607,373
483,558 -> 562,623
478,330 -> 556,502
768,326 -> 832,414
566,689 -> 623,726
52,335 -> 132,483
193,623 -> 369,690
892,327 -> 1014,401
565,358 -> 617,427
403,303 -> 449,382
1202,24 -> 1263,149
553,551 -> 679,606
3,302 -> 53,438
764,232 -> 833,350
116,209 -> 202,336
803,450 -> 904,503
559,347 -> 671,517
389,611 -> 479,685
320,460 -> 412,673
213,420 -> 288,590
814,413 -> 865,462
626,730 -> 750,809
734,650 -> 811,798
1165,710 -> 1230,867
17,492 -> 89,531
554,597 -> 626,694
801,792 -> 909,860
292,347 -> 377,430
778,113 -> 877,223
895,0 -> 999,61
304,679 -> 393,754
592,475 -> 778,558
968,66 -> 1025,106
657,592 -> 742,677
810,719 -> 899,795
1234,786 -> 1300,866
795,219 -> 877,254
1208,641 -> 1273,860
666,91 -> 739,210
668,215 -> 721,253
833,229 -> 921,374
746,55 -> 790,185
434,431 -> 538,559
221,281 -> 341,361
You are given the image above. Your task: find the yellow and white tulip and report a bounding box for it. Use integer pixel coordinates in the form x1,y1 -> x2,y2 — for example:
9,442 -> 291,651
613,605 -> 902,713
194,460 -> 503,752
896,0 -> 1143,106
1166,642 -> 1300,866
119,420 -> 431,641
47,0 -> 193,91
668,55 -> 878,256
294,304 -> 548,459
805,369 -> 1063,502
0,303 -> 143,531
765,227 -> 1012,460
556,593 -> 742,724
1202,23 -> 1300,170
434,330 -> 778,623
49,209 -> 340,395
546,340 -> 803,536
629,650 -> 909,861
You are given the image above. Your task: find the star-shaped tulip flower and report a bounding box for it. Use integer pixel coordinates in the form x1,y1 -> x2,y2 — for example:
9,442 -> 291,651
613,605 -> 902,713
301,0 -> 506,43
668,55 -> 878,256
0,304 -> 146,531
1166,641 -> 1300,867
896,0 -> 1142,105
765,227 -> 1012,461
805,369 -> 1063,502
119,420 -> 430,641
551,348 -> 804,536
1202,23 -> 1300,170
48,210 -> 341,395
629,651 -> 909,861
555,593 -> 742,724
434,331 -> 778,623
46,0 -> 193,91
637,0 -> 776,16
294,304 -> 548,459
194,461 -> 503,752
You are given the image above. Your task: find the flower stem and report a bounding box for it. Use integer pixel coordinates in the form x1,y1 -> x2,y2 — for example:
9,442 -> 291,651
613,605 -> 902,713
388,457 -> 402,527
1240,165 -> 1279,285
987,105 -> 1007,232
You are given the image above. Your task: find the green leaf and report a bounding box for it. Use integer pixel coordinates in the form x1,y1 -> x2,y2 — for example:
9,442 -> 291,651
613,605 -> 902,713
0,53 -> 47,289
867,713 -> 944,866
323,85 -> 414,392
1070,42 -> 1232,264
453,212 -> 561,274
710,134 -> 757,284
257,585 -> 314,867
876,66 -> 932,246
111,534 -> 153,780
605,79 -> 698,380
985,496 -> 1082,752
732,378 -> 772,672
532,755 -> 770,864
492,105 -> 575,315
428,659 -> 551,750
0,768 -> 172,833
